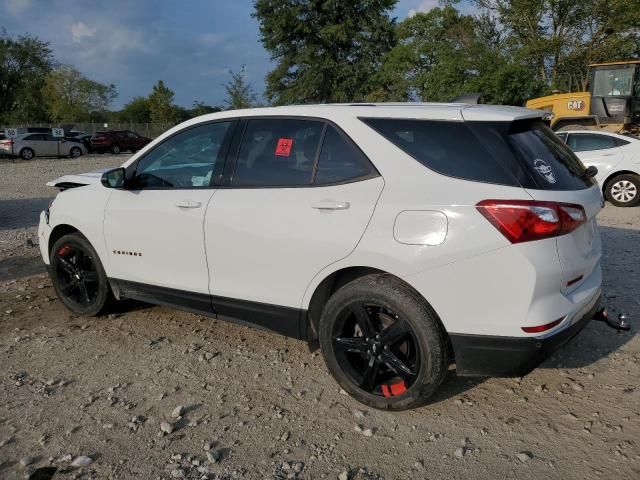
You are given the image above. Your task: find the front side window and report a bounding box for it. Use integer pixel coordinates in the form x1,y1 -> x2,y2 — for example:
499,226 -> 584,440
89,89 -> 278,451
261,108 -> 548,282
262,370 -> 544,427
567,133 -> 617,152
134,122 -> 232,189
232,119 -> 323,186
314,125 -> 375,184
593,68 -> 634,97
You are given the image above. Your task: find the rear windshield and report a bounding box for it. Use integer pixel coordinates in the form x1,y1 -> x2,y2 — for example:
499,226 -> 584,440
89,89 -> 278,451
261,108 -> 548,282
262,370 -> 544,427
361,118 -> 594,190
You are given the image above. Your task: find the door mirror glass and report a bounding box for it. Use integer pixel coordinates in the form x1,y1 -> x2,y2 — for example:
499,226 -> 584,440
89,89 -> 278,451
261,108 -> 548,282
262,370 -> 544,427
101,167 -> 126,189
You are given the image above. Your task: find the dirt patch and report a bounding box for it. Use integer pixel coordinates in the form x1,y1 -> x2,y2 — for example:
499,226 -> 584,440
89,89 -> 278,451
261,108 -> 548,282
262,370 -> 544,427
0,157 -> 638,479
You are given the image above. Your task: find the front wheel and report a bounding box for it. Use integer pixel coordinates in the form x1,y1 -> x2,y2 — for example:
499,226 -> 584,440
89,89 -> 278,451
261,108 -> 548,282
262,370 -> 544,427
50,233 -> 114,315
605,174 -> 640,207
319,274 -> 448,410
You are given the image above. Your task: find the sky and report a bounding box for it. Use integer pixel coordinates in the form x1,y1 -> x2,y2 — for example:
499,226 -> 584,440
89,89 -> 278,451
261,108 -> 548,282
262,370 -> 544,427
1,0 -> 475,110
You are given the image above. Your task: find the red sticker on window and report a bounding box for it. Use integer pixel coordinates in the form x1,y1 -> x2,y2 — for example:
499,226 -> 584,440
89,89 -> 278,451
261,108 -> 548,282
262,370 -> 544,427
275,138 -> 293,156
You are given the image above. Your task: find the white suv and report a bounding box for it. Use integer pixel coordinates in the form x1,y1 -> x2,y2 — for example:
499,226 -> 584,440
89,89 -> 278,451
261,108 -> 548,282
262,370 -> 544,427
39,104 -> 604,410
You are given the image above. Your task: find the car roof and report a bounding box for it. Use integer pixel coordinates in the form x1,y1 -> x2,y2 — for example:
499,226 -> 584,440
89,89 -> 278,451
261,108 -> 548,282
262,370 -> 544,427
183,103 -> 544,125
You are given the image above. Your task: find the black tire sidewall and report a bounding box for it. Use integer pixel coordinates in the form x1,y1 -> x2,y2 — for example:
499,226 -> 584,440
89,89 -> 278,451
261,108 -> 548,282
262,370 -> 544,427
50,233 -> 111,316
319,274 -> 448,410
605,174 -> 640,207
111,144 -> 120,154
70,147 -> 81,158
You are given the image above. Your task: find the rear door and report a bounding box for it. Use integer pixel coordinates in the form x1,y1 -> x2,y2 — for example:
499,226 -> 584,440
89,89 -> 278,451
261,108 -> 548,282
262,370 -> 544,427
204,118 -> 383,332
567,133 -> 625,185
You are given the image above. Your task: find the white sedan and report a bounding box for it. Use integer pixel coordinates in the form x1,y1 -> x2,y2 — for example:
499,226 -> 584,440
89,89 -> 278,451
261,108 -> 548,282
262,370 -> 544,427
557,130 -> 640,206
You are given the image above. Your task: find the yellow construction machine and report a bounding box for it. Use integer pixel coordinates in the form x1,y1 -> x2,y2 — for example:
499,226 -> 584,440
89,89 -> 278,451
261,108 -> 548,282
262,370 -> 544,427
525,60 -> 640,134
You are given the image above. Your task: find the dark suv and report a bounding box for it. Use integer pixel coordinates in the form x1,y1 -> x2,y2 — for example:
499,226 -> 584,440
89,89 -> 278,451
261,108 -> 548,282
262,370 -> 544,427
90,130 -> 151,154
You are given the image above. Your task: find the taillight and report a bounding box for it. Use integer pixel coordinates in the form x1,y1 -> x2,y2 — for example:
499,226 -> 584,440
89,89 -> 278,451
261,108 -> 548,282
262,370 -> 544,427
476,200 -> 586,244
521,318 -> 563,333
0,140 -> 14,145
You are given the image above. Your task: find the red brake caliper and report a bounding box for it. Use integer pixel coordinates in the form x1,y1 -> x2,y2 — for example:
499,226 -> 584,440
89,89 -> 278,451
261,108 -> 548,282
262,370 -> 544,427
381,381 -> 407,397
58,245 -> 71,256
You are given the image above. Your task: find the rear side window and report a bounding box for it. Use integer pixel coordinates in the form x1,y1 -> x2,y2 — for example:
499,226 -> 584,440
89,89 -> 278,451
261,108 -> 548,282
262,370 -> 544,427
232,119 -> 323,186
362,118 -> 593,191
567,133 -> 618,152
314,125 -> 375,184
507,122 -> 593,190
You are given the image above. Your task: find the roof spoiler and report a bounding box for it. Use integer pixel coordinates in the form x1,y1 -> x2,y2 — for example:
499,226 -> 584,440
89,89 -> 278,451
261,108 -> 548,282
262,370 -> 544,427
453,93 -> 482,104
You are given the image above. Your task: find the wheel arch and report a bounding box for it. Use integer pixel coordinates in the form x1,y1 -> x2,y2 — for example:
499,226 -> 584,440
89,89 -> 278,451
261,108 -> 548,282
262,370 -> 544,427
305,266 -> 452,357
48,224 -> 82,255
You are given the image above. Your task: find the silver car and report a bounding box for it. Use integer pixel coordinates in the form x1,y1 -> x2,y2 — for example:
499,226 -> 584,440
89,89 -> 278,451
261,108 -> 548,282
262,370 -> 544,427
0,133 -> 87,160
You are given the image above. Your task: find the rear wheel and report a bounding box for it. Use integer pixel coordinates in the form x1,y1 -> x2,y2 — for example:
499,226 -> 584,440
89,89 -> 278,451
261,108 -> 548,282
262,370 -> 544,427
605,174 -> 640,207
50,233 -> 114,315
319,274 -> 448,410
70,147 -> 82,158
110,144 -> 121,154
20,148 -> 34,160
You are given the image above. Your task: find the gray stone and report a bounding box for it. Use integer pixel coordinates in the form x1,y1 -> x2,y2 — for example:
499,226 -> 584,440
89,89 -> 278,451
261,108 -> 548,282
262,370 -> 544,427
171,405 -> 184,418
516,452 -> 533,463
160,422 -> 174,434
71,456 -> 93,467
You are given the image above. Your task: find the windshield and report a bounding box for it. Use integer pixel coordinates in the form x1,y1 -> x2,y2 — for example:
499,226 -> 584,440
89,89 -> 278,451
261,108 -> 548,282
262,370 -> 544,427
593,68 -> 634,97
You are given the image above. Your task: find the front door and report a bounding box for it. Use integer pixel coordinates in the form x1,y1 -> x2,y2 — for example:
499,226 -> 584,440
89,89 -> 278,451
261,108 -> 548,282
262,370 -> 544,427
204,118 -> 383,333
103,120 -> 235,310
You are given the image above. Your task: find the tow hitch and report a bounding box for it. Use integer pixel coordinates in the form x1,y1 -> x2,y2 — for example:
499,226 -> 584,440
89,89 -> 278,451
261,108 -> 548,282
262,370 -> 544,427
593,307 -> 631,332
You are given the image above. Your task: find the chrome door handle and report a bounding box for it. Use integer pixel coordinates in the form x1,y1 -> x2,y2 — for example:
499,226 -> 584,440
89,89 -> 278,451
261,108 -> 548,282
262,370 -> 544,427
175,200 -> 202,209
312,200 -> 350,210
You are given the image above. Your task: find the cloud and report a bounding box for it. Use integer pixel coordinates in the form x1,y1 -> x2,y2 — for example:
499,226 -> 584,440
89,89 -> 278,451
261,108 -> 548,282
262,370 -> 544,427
198,32 -> 226,47
71,21 -> 96,43
3,0 -> 33,15
407,0 -> 440,17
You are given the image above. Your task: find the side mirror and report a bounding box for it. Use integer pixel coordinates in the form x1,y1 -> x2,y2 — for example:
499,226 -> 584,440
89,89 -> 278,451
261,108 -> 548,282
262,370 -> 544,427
101,167 -> 126,189
584,165 -> 598,178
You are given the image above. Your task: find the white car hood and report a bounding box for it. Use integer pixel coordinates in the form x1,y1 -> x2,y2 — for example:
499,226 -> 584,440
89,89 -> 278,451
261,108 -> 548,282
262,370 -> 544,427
46,168 -> 111,188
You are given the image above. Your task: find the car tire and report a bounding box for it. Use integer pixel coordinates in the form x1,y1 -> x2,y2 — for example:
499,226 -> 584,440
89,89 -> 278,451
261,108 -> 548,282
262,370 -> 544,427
110,144 -> 121,154
319,274 -> 448,410
49,233 -> 115,316
20,148 -> 34,160
604,174 -> 640,207
70,147 -> 82,158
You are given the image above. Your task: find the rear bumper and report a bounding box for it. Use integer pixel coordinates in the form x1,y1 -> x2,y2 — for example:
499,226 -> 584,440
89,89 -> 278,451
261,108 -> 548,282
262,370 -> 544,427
451,293 -> 601,377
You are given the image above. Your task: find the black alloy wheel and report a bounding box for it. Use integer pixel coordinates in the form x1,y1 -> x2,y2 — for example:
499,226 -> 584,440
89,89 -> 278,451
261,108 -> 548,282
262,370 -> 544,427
50,233 -> 114,315
332,303 -> 419,397
319,274 -> 448,410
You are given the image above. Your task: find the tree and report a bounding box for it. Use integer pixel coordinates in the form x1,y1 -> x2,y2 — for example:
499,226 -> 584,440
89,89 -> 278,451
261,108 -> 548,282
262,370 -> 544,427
191,100 -> 221,117
118,96 -> 151,122
42,65 -> 117,122
223,65 -> 257,110
473,0 -> 640,92
148,80 -> 178,124
0,31 -> 54,123
375,7 -> 546,105
254,0 -> 397,104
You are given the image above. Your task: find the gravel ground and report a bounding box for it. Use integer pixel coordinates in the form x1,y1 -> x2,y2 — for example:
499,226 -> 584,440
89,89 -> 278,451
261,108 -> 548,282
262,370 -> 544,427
0,156 -> 639,480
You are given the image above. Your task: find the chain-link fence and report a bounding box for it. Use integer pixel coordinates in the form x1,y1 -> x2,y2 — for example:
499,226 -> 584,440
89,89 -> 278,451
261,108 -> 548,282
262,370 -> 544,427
2,122 -> 176,139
